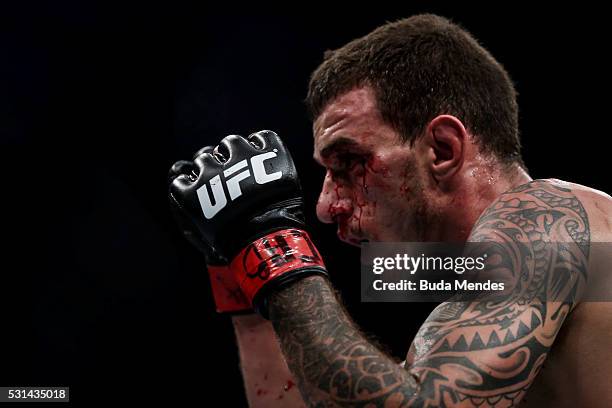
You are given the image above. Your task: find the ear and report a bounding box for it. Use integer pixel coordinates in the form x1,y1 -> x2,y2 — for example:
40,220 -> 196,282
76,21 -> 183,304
422,115 -> 467,184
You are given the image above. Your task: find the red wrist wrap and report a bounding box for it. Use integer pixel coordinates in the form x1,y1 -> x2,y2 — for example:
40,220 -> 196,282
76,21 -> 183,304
230,228 -> 327,305
207,264 -> 251,313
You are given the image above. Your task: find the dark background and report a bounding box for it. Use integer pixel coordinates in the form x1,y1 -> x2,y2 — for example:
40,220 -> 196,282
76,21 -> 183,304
1,2 -> 609,406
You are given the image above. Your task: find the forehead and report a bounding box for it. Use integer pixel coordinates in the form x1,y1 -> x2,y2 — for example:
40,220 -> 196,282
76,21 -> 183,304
313,86 -> 382,156
313,86 -> 379,138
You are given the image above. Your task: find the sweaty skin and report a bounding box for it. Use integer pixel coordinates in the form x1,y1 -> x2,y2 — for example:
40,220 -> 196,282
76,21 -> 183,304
234,86 -> 612,407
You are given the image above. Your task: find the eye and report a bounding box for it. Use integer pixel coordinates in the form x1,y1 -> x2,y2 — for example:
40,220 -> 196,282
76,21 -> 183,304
331,152 -> 365,174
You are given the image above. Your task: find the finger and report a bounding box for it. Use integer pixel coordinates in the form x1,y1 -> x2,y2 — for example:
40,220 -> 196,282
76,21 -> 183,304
218,134 -> 257,163
168,160 -> 196,183
169,173 -> 193,194
193,145 -> 215,160
247,130 -> 278,150
193,151 -> 221,175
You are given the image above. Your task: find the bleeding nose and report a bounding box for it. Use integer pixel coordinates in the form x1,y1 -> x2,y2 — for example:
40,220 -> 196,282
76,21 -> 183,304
316,171 -> 353,224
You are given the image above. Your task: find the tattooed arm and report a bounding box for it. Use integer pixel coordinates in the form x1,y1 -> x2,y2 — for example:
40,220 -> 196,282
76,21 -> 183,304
268,180 -> 590,407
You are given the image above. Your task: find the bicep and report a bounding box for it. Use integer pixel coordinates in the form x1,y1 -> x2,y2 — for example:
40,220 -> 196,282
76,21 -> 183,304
406,299 -> 565,406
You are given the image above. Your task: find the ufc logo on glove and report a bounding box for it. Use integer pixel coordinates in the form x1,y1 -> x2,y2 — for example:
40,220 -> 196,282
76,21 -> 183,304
197,150 -> 283,219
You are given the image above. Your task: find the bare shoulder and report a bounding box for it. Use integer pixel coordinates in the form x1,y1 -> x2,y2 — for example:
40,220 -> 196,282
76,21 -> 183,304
502,178 -> 612,241
471,178 -> 592,245
544,178 -> 611,199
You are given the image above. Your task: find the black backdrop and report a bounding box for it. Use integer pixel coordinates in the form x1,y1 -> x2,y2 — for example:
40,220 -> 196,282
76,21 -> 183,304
1,3 -> 609,405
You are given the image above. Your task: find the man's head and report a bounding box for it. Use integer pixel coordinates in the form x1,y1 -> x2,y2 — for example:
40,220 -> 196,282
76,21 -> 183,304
308,14 -> 527,245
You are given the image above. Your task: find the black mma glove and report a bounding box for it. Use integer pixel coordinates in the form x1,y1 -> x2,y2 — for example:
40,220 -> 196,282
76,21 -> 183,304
168,130 -> 328,316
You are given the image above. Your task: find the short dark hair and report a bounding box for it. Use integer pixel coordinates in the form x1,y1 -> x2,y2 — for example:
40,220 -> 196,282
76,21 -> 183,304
306,14 -> 523,167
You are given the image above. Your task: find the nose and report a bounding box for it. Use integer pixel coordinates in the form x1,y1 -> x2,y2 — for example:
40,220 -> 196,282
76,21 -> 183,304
316,170 -> 353,224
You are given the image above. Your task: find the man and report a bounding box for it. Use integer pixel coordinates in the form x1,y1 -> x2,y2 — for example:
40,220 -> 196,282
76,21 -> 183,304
169,14 -> 612,407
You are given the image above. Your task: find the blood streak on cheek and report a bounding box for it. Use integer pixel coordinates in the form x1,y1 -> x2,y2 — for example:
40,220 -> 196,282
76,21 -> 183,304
354,200 -> 365,235
328,182 -> 342,218
350,158 -> 387,236
360,160 -> 369,194
355,161 -> 368,234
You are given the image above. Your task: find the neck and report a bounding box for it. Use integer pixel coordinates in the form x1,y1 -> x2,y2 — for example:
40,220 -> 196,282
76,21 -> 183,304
438,161 -> 532,242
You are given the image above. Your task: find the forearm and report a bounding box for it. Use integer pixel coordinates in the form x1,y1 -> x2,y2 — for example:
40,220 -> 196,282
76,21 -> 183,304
232,314 -> 306,407
268,275 -> 421,407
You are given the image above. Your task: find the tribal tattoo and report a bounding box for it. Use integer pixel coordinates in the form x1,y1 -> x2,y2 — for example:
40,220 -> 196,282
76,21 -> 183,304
268,180 -> 590,407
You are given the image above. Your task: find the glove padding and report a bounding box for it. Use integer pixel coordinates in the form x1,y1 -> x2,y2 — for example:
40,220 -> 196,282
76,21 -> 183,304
169,130 -> 327,316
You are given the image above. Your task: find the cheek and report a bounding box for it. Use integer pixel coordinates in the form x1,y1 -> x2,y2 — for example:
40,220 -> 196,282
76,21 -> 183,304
359,157 -> 420,218
359,156 -> 405,200
365,154 -> 392,178
348,165 -> 391,225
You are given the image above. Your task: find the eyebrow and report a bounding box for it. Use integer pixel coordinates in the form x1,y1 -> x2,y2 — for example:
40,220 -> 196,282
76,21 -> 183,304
313,136 -> 361,165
